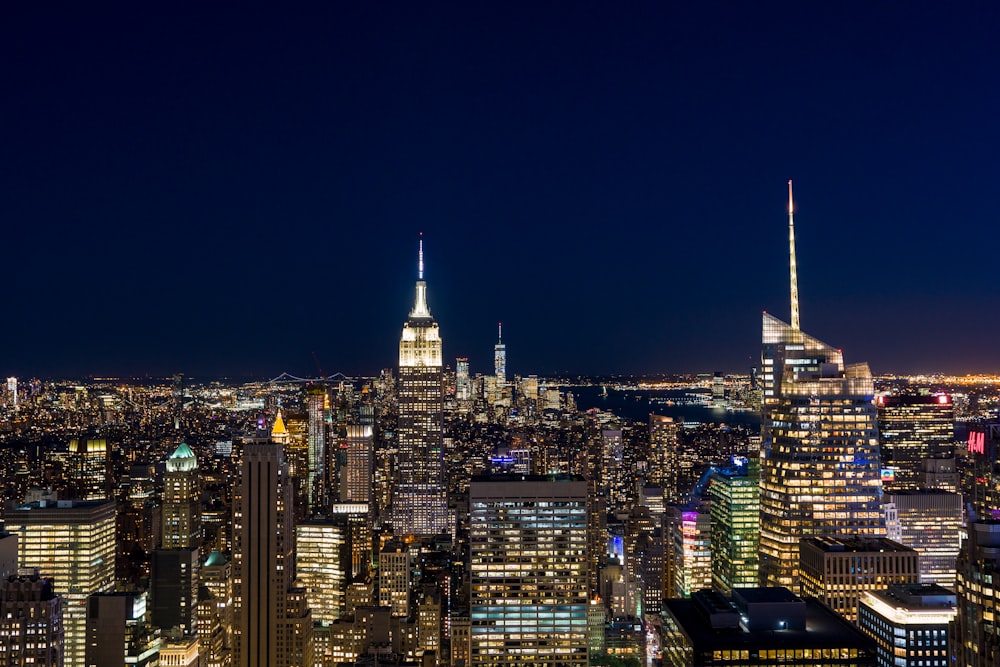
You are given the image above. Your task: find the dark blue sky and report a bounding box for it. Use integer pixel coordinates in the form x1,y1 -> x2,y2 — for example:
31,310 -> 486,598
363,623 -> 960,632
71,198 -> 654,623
3,4 -> 999,378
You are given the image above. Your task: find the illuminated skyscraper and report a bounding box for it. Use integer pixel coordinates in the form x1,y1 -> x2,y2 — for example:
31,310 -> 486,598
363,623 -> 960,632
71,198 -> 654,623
341,424 -> 372,504
887,489 -> 962,588
649,415 -> 680,502
393,236 -> 447,536
669,501 -> 712,599
296,519 -> 349,624
494,322 -> 506,385
469,475 -> 588,667
5,377 -> 17,409
162,442 -> 201,550
758,182 -> 885,593
232,442 -> 313,667
877,394 -> 955,489
306,385 -> 328,513
67,437 -> 109,500
8,499 -> 116,667
707,457 -> 759,595
456,357 -> 470,401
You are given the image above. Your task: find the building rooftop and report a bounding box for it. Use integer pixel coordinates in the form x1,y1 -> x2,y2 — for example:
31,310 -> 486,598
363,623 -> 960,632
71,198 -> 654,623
801,535 -> 914,553
664,589 -> 876,652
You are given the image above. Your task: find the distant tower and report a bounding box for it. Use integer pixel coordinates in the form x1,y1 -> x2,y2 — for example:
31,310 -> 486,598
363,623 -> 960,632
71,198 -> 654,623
758,182 -> 885,593
232,442 -> 313,667
494,322 -> 506,385
67,437 -> 109,500
393,235 -> 447,536
456,357 -> 470,401
6,377 -> 17,409
8,499 -> 116,667
341,424 -> 373,504
306,385 -> 328,514
649,415 -> 680,502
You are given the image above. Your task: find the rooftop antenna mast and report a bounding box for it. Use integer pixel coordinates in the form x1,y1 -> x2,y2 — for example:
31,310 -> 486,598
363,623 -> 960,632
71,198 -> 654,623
788,180 -> 800,330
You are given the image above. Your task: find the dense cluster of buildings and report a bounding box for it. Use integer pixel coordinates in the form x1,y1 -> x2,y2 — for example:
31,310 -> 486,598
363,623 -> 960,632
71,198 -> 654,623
0,203 -> 999,666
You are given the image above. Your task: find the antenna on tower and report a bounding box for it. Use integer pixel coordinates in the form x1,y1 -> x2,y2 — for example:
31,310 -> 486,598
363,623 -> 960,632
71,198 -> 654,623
418,232 -> 424,280
498,322 -> 502,343
788,180 -> 800,330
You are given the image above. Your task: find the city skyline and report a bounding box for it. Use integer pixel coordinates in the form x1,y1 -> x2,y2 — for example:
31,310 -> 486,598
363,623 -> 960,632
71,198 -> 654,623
4,5 -> 1000,378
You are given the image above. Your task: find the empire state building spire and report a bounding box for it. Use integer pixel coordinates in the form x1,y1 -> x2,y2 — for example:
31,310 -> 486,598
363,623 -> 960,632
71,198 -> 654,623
788,179 -> 800,331
411,233 -> 431,319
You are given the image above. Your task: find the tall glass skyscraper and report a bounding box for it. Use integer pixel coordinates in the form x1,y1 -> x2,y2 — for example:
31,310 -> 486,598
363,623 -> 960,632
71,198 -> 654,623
707,457 -> 760,595
393,237 -> 448,536
758,182 -> 884,592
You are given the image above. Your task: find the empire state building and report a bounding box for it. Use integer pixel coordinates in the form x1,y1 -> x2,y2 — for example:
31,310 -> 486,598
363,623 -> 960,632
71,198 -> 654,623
392,236 -> 448,536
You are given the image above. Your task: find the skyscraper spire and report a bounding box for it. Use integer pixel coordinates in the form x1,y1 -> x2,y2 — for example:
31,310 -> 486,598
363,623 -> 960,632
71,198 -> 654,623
418,232 -> 424,280
498,322 -> 502,343
788,179 -> 800,331
411,234 -> 431,318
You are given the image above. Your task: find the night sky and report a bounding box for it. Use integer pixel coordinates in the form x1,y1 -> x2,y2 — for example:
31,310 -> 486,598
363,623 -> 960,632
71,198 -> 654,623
4,4 -> 1000,379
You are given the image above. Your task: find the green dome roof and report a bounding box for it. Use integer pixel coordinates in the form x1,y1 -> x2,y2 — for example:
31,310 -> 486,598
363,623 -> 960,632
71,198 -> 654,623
166,442 -> 197,472
204,550 -> 228,567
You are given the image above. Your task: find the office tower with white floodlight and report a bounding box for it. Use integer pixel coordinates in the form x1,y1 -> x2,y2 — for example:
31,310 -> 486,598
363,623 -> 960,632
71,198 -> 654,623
758,181 -> 885,593
393,236 -> 448,536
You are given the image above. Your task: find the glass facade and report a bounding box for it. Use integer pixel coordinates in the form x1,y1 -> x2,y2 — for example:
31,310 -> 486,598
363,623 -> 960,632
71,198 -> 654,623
708,460 -> 759,595
295,520 -> 349,624
469,477 -> 588,667
759,313 -> 885,593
